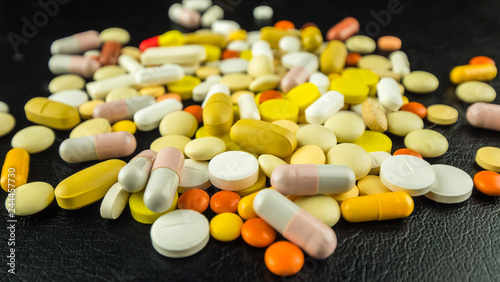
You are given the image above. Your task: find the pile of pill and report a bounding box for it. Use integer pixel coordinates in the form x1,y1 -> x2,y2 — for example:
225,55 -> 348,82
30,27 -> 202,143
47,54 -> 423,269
2,0 -> 500,277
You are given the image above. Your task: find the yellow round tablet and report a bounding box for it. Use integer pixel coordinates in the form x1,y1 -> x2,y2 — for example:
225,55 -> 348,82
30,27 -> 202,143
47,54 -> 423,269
290,145 -> 326,164
476,147 -> 500,172
426,104 -> 459,125
330,77 -> 369,104
342,68 -> 379,96
112,120 -> 137,134
195,65 -> 221,80
240,49 -> 252,60
259,99 -> 299,122
202,44 -> 222,62
209,213 -> 243,242
129,189 -> 178,224
150,135 -> 191,154
352,130 -> 392,153
285,82 -> 321,113
167,76 -> 201,100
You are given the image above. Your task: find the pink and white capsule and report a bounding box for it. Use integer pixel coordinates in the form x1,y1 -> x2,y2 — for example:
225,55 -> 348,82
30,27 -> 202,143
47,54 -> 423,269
49,55 -> 101,78
118,150 -> 157,193
253,188 -> 337,259
281,55 -> 319,93
93,95 -> 156,124
50,30 -> 101,55
271,164 -> 356,195
144,147 -> 184,213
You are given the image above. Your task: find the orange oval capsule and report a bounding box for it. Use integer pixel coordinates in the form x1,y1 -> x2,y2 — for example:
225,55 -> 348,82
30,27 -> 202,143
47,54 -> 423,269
1,148 -> 30,192
346,52 -> 362,67
469,56 -> 495,66
340,191 -> 414,222
474,171 -> 500,196
326,17 -> 360,41
99,41 -> 122,66
450,63 -> 497,84
377,35 -> 402,52
210,190 -> 241,214
393,148 -> 423,159
241,218 -> 277,248
400,102 -> 427,118
265,241 -> 304,276
274,20 -> 295,30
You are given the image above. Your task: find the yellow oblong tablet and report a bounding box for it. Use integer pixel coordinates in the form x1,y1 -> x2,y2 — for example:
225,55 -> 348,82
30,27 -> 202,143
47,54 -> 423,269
25,97 -> 81,130
54,159 -> 126,210
230,119 -> 297,158
476,147 -> 500,172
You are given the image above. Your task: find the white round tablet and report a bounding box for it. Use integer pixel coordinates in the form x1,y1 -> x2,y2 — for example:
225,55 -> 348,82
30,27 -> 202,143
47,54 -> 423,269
151,210 -> 209,258
425,164 -> 473,204
380,155 -> 436,196
100,182 -> 130,219
208,151 -> 259,191
178,159 -> 211,193
48,89 -> 89,108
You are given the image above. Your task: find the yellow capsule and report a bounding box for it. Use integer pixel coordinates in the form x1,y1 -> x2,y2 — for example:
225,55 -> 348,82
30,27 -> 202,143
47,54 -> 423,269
158,30 -> 185,46
54,159 -> 126,209
1,148 -> 29,192
25,97 -> 81,130
210,212 -> 243,242
301,26 -> 323,52
450,63 -> 497,84
229,29 -> 247,41
203,93 -> 234,136
184,32 -> 227,48
340,191 -> 414,222
260,26 -> 300,49
237,192 -> 258,220
320,40 -> 347,74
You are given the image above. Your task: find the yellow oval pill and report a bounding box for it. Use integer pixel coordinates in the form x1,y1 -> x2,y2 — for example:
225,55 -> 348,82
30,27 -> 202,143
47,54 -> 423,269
48,74 -> 85,93
357,175 -> 391,196
426,104 -> 459,125
237,192 -> 258,220
11,125 -> 55,154
111,120 -> 137,134
296,124 -> 337,154
230,119 -> 297,158
404,129 -> 448,158
259,99 -> 299,123
220,73 -> 253,92
93,65 -> 127,81
352,130 -> 392,153
475,147 -> 500,172
159,111 -> 198,137
294,195 -> 340,227
185,137 -> 226,161
79,100 -> 105,120
210,212 -> 243,242
285,83 -> 321,113
25,97 -> 80,130
342,68 -> 379,96
330,77 -> 369,104
139,85 -> 166,98
54,159 -> 126,210
129,189 -> 178,224
324,111 -> 365,143
290,145 -> 325,164
0,113 -> 15,137
1,148 -> 29,192
69,118 -> 111,138
167,75 -> 201,100
150,135 -> 191,154
327,143 -> 371,180
258,154 -> 288,178
320,40 -> 347,74
106,86 -> 139,102
6,182 -> 54,216
203,93 -> 234,136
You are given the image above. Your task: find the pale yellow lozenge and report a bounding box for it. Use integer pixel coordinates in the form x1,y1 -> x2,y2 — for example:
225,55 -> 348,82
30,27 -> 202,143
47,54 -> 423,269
139,85 -> 166,98
327,143 -> 371,180
249,74 -> 280,92
159,111 -> 198,137
121,46 -> 141,60
296,124 -> 337,154
290,145 -> 325,164
150,135 -> 192,154
99,27 -> 130,45
387,111 -> 424,136
112,120 -> 137,134
357,55 -> 392,70
0,113 -> 16,137
6,182 -> 54,216
220,73 -> 254,92
79,100 -> 105,119
48,74 -> 85,93
272,119 -> 300,134
456,81 -> 496,103
93,65 -> 127,81
294,195 -> 341,227
106,87 -> 139,102
258,154 -> 288,178
185,137 -> 226,161
357,175 -> 391,195
345,35 -> 376,54
475,147 -> 500,172
426,104 -> 458,125
404,129 -> 448,158
324,111 -> 365,143
402,71 -> 439,94
328,184 -> 359,203
70,118 -> 112,138
11,126 -> 55,154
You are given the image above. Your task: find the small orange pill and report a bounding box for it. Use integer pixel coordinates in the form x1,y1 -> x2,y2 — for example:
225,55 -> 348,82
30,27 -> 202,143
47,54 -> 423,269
346,52 -> 362,67
265,241 -> 304,276
99,41 -> 122,66
274,20 -> 295,30
469,56 -> 495,66
241,218 -> 277,248
393,148 -> 423,159
474,171 -> 500,196
222,49 -> 240,60
259,90 -> 283,104
326,17 -> 359,41
377,35 -> 402,52
400,102 -> 427,119
210,191 -> 241,214
156,93 -> 182,102
177,189 -> 210,213
184,105 -> 203,124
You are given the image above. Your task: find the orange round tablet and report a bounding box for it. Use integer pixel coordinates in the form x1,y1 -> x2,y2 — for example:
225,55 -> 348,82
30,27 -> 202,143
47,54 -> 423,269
346,52 -> 362,67
259,90 -> 283,104
222,49 -> 240,60
474,171 -> 500,196
265,241 -> 304,276
156,93 -> 182,102
210,191 -> 241,214
241,218 -> 277,248
184,105 -> 203,124
469,56 -> 495,66
177,189 -> 210,213
274,20 -> 295,30
393,148 -> 423,159
400,102 -> 427,119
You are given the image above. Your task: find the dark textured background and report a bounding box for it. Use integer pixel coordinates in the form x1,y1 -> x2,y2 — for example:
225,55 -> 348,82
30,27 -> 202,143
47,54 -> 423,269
1,0 -> 500,281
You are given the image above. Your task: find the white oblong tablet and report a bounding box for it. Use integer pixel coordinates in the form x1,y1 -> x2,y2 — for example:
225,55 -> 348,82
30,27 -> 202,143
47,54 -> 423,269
208,151 -> 259,191
379,155 -> 436,196
140,45 -> 207,65
100,182 -> 130,219
281,51 -> 317,69
151,209 -> 209,258
134,99 -> 183,131
48,89 -> 89,108
135,64 -> 184,86
377,77 -> 403,112
305,90 -> 344,124
178,159 -> 211,193
219,58 -> 248,74
425,164 -> 473,204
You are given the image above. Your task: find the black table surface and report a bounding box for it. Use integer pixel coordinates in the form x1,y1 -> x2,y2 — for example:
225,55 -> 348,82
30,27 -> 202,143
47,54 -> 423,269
1,0 -> 500,281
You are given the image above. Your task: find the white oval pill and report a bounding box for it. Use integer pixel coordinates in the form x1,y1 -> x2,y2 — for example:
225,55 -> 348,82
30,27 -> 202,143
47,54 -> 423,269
48,89 -> 89,108
208,151 -> 259,191
425,164 -> 473,204
100,182 -> 130,219
185,137 -> 226,161
380,155 -> 436,196
134,99 -> 183,131
0,113 -> 15,137
377,77 -> 403,112
6,182 -> 54,216
219,58 -> 249,74
279,36 -> 301,53
48,74 -> 85,93
456,81 -> 496,103
253,5 -> 273,20
11,126 -> 55,154
178,159 -> 211,193
151,209 -> 209,258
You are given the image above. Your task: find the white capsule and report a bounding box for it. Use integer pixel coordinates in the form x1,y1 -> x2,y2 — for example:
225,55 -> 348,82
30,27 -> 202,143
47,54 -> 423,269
193,75 -> 221,102
389,51 -> 410,77
238,93 -> 261,120
86,73 -> 136,100
134,98 -> 183,131
49,55 -> 101,79
308,72 -> 331,94
253,6 -> 273,20
50,30 -> 101,55
118,150 -> 157,193
377,77 -> 403,112
201,5 -> 223,28
211,20 -> 240,37
118,54 -> 143,73
135,64 -> 184,86
279,36 -> 302,53
305,91 -> 344,124
201,83 -> 230,108
168,3 -> 201,29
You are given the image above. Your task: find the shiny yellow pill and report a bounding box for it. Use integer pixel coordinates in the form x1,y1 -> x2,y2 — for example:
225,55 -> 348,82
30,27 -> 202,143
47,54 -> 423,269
167,76 -> 201,100
285,82 -> 321,114
237,192 -> 259,220
25,97 -> 80,130
320,40 -> 347,74
203,93 -> 234,136
450,63 -> 497,84
1,148 -> 29,192
129,189 -> 178,224
210,212 -> 244,242
259,99 -> 299,123
112,120 -> 137,134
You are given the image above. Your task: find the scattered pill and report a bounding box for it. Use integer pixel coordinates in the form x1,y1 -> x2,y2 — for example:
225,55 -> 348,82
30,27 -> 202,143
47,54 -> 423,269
294,195 -> 341,227
178,188 -> 210,213
469,56 -> 495,66
129,189 -> 178,224
1,148 -> 29,192
427,104 -> 459,125
208,151 -> 259,191
25,97 -> 81,130
456,81 -> 496,103
404,129 -> 448,158
48,74 -> 85,93
111,120 -> 137,134
6,182 -> 54,216
474,171 -> 500,196
11,125 -> 55,154
393,148 -> 423,159
178,159 -> 211,192
100,182 -> 130,219
450,63 -> 497,84
210,190 -> 241,214
51,30 -> 101,55
387,111 -> 424,136
70,118 -> 111,138
118,150 -> 156,193
341,191 -> 414,222
0,113 -> 16,137
466,102 -> 500,131
253,5 -> 273,20
425,164 -> 473,204
400,101 -> 427,118
326,17 -> 359,41
346,35 -> 376,54
475,147 -> 500,172
210,212 -> 243,242
380,155 -> 436,196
